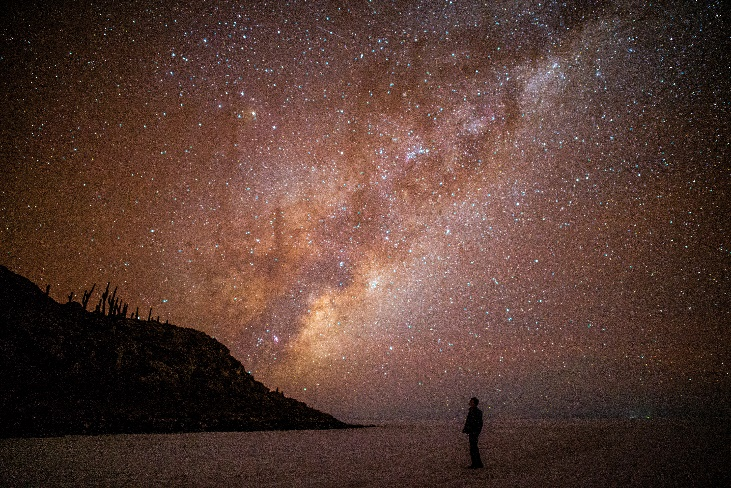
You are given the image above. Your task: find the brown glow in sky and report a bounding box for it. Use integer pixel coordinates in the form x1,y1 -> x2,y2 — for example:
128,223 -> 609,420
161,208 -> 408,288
1,0 -> 729,420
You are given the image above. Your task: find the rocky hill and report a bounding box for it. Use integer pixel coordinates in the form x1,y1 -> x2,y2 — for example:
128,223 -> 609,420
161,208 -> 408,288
0,265 -> 351,437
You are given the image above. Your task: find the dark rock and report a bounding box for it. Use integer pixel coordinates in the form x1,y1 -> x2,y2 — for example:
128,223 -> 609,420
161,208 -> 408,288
0,265 -> 353,437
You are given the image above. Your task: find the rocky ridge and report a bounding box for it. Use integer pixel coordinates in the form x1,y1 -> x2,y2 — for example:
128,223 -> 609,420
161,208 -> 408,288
0,265 -> 352,437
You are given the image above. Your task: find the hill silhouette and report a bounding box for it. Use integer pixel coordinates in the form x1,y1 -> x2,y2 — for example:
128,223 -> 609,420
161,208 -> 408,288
0,265 -> 352,437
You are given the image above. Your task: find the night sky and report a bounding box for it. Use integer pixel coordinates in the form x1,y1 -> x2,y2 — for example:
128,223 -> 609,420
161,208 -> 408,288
1,0 -> 728,421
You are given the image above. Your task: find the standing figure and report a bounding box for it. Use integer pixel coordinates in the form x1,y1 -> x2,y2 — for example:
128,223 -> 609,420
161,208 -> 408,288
462,396 -> 484,469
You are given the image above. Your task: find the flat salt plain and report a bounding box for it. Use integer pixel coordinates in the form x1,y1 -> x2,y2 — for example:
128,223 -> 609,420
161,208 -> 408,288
1,418 -> 728,487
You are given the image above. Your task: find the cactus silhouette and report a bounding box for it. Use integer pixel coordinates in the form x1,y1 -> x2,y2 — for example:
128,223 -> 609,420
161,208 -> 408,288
100,283 -> 110,315
82,283 -> 96,310
107,286 -> 118,317
65,279 -> 164,324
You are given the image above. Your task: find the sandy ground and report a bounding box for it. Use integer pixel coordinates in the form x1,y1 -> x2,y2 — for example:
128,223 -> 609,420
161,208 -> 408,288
1,418 -> 728,487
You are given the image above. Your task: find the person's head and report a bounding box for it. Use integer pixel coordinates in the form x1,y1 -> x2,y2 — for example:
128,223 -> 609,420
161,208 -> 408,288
469,397 -> 479,407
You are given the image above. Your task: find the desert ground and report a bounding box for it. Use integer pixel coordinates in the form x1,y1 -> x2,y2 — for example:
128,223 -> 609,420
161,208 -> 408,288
1,418 -> 727,487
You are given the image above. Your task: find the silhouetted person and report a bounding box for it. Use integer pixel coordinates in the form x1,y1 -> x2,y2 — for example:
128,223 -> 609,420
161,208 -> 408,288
462,396 -> 483,469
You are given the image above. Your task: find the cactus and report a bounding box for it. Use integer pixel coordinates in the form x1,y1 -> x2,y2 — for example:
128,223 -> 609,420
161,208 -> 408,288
81,283 -> 96,310
107,286 -> 118,317
100,283 -> 110,315
61,279 -> 166,325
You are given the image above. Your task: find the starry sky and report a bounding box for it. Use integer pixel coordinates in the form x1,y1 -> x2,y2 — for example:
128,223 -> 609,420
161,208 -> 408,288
1,0 -> 729,421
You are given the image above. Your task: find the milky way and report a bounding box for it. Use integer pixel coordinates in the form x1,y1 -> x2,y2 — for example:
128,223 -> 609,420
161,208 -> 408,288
1,0 -> 728,420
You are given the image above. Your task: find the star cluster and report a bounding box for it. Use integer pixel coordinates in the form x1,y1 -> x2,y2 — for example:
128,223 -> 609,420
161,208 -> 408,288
1,0 -> 728,420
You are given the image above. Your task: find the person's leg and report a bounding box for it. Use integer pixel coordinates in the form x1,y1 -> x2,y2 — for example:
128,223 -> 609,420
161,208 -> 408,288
469,433 -> 483,468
